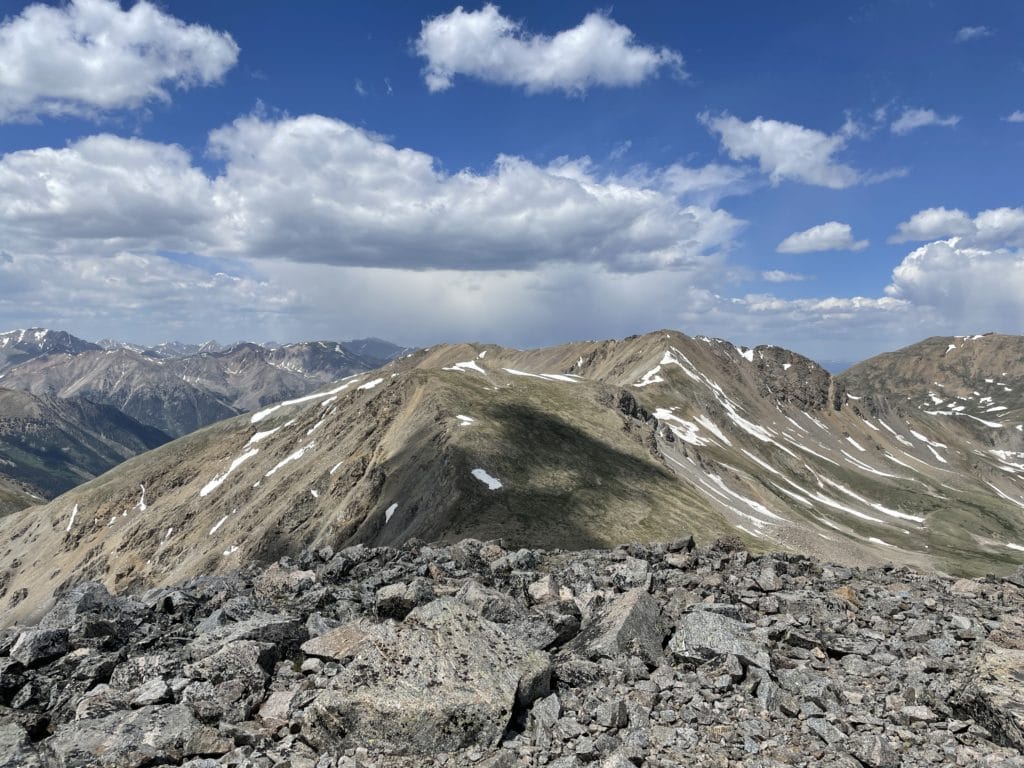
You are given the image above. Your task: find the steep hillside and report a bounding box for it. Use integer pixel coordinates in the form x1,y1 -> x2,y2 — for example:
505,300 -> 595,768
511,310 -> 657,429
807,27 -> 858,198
2,329 -> 1024,625
0,476 -> 40,517
0,388 -> 170,506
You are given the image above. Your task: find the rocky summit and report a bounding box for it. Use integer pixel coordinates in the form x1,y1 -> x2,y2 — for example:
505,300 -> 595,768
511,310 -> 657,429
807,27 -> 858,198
3,537 -> 1024,767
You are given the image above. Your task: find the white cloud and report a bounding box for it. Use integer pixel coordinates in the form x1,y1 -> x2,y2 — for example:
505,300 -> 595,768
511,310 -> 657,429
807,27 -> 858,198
0,134 -> 217,254
890,108 -> 960,135
890,206 -> 1024,247
885,239 -> 1024,329
0,0 -> 238,122
1005,111 -> 1024,123
0,114 -> 744,274
0,251 -> 295,343
889,207 -> 973,242
761,270 -> 808,283
700,113 -> 895,189
415,4 -> 682,94
955,26 -> 993,43
658,163 -> 750,204
777,222 -> 868,253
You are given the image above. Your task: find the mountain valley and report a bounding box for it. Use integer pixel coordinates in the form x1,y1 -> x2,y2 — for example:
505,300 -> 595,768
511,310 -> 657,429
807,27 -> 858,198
0,330 -> 407,512
1,329 -> 1023,627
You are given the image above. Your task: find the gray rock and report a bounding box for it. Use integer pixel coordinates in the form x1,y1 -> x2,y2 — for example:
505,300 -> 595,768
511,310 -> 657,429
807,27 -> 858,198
109,655 -> 174,691
456,581 -> 520,623
75,684 -> 130,720
567,589 -> 665,667
851,733 -> 900,768
130,677 -> 172,708
187,612 -> 305,659
0,722 -> 43,768
10,628 -> 69,667
302,599 -> 547,755
48,704 -> 225,768
182,640 -> 275,723
953,615 -> 1024,749
595,699 -> 628,729
669,610 -> 771,670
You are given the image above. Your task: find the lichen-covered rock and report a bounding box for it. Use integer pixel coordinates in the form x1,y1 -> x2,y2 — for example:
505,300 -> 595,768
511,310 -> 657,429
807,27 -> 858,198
48,704 -> 222,768
302,599 -> 548,755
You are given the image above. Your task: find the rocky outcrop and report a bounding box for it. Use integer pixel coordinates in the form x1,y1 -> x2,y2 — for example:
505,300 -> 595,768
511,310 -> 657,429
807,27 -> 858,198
2,539 -> 1024,766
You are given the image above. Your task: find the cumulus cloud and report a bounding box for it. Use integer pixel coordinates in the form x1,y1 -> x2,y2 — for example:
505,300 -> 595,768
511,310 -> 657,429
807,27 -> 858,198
700,113 -> 898,189
1005,111 -> 1024,123
0,134 -> 217,254
776,222 -> 868,253
415,4 -> 682,94
890,108 -> 960,135
954,26 -> 993,43
0,114 -> 744,274
885,239 -> 1024,328
890,206 -> 1024,247
0,0 -> 238,122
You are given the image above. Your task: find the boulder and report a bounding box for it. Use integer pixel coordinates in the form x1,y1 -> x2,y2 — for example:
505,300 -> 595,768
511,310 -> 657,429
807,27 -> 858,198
669,609 -> 770,671
953,616 -> 1024,749
10,628 -> 69,667
566,588 -> 665,667
48,704 -> 224,768
302,599 -> 549,755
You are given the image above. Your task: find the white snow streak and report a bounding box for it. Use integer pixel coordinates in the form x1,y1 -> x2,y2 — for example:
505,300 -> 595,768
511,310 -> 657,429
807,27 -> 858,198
266,442 -> 315,477
201,448 -> 259,497
252,378 -> 361,423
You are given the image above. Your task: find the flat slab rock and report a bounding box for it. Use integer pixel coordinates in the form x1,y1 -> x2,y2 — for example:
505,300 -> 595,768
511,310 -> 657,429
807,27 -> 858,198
668,608 -> 771,670
302,598 -> 550,755
47,704 -> 226,768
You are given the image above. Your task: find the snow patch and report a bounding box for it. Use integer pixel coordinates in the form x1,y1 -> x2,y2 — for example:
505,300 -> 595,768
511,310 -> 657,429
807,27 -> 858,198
385,503 -> 398,523
634,366 -> 664,387
65,504 -> 78,532
472,468 -> 503,490
358,377 -> 384,390
442,361 -> 486,374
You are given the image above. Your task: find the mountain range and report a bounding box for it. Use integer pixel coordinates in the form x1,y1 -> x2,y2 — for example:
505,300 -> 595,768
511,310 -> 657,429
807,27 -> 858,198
0,329 -> 409,513
1,328 -> 1022,626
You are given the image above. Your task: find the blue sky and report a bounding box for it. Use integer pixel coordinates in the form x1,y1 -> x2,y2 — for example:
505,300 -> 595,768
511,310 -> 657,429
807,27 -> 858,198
0,0 -> 1021,363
